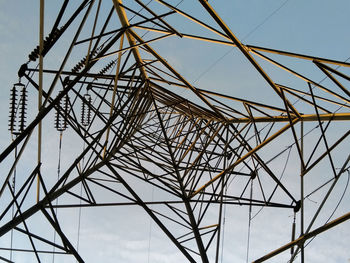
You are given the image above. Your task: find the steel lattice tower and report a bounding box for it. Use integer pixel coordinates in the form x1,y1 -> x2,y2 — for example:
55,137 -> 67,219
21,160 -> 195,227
1,1 -> 350,262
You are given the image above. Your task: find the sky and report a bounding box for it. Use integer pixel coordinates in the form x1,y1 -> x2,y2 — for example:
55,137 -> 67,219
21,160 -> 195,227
0,0 -> 350,262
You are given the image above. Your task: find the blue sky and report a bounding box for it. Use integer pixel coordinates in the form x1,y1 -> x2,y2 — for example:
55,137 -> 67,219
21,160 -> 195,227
0,1 -> 350,262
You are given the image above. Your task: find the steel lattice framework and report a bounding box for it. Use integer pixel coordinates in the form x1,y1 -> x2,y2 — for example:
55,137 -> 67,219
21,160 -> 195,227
1,1 -> 350,262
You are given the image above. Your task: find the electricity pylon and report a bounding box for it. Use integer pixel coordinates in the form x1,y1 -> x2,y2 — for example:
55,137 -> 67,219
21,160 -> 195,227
1,1 -> 350,262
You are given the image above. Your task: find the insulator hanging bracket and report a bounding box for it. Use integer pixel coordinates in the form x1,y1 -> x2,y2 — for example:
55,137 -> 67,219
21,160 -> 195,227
294,200 -> 301,213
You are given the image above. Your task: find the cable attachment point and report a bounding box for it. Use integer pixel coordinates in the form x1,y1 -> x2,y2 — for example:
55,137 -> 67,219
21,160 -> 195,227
226,151 -> 232,160
18,64 -> 28,78
62,76 -> 71,88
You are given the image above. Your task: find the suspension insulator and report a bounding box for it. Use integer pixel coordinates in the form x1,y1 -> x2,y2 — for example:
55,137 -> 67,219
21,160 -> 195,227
55,92 -> 70,132
18,85 -> 28,133
290,213 -> 296,255
95,60 -> 117,80
9,83 -> 27,134
290,221 -> 296,254
8,83 -> 20,132
71,50 -> 98,73
81,94 -> 92,127
28,28 -> 61,62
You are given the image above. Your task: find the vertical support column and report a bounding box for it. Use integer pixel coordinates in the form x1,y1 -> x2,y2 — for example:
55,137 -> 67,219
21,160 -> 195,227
37,0 -> 44,202
112,0 -> 148,79
300,120 -> 305,262
103,33 -> 125,159
215,125 -> 227,263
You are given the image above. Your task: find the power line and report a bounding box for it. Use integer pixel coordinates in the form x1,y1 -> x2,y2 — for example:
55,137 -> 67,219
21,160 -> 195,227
192,0 -> 291,84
